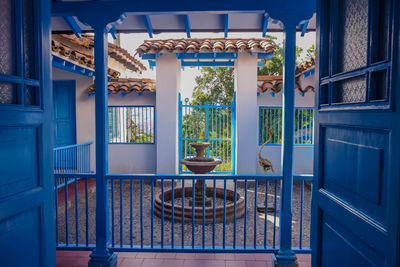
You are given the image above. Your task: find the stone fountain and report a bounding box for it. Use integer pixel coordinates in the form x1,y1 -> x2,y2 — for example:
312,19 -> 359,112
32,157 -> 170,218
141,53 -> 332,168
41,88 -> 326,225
154,142 -> 245,224
180,142 -> 221,207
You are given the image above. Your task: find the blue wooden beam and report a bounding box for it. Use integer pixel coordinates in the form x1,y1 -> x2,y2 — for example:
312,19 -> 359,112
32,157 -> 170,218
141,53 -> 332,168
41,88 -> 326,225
300,20 -> 309,37
303,68 -> 315,77
64,16 -> 82,38
56,0 -> 82,38
182,60 -> 234,67
147,59 -> 236,68
224,14 -> 229,38
52,55 -> 94,77
142,15 -> 153,38
258,52 -> 274,59
109,26 -> 118,39
183,15 -> 191,38
262,14 -> 269,37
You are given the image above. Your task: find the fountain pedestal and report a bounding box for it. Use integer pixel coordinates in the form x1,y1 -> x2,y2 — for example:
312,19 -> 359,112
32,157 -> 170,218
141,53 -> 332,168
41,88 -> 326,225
189,180 -> 212,207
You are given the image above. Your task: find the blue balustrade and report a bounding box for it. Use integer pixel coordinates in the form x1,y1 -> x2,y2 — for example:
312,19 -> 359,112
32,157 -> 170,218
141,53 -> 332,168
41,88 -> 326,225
259,107 -> 314,145
54,142 -> 92,188
55,173 -> 312,253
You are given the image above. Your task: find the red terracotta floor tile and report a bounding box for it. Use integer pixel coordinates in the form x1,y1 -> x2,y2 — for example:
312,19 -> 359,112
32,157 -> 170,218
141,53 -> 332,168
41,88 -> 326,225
156,253 -> 177,259
253,254 -> 272,261
176,253 -> 197,260
225,260 -> 246,267
234,254 -> 256,261
245,260 -> 268,267
117,258 -> 143,267
298,261 -> 311,267
204,260 -> 226,267
118,252 -> 138,258
195,253 -> 216,260
183,259 -> 210,267
296,254 -> 311,262
136,253 -> 158,259
162,259 -> 185,267
215,253 -> 235,260
142,258 -> 164,267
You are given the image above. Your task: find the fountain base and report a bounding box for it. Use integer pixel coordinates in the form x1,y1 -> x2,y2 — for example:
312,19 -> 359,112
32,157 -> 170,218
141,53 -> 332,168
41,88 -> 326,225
154,186 -> 245,224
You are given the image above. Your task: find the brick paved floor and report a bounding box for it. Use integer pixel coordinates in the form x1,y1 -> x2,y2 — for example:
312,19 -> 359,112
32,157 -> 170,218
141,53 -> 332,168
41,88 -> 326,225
56,251 -> 311,267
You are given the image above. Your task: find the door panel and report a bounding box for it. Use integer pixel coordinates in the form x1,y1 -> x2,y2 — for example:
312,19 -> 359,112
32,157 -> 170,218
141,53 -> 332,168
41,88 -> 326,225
0,0 -> 55,266
313,0 -> 400,266
53,80 -> 76,147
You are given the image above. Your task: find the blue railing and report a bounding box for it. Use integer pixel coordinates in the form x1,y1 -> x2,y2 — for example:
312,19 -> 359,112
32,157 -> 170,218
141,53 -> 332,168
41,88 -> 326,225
109,106 -> 155,144
55,173 -> 312,253
179,94 -> 235,174
259,107 -> 314,145
54,142 -> 92,188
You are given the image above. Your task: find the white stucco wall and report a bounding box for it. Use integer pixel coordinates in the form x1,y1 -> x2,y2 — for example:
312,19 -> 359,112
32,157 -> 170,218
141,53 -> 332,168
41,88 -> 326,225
256,73 -> 315,175
52,67 -> 157,174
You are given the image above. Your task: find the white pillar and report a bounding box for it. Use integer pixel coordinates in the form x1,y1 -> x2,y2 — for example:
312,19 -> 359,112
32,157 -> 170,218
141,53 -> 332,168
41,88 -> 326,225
234,53 -> 258,174
156,54 -> 181,174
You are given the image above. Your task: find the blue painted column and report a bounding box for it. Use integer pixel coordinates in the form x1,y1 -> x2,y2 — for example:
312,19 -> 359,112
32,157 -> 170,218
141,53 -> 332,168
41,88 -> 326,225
89,26 -> 117,267
273,23 -> 298,266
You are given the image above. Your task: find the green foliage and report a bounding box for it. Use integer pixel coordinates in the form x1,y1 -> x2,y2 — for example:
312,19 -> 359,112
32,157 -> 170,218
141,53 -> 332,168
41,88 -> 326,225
257,35 -> 307,76
191,67 -> 234,105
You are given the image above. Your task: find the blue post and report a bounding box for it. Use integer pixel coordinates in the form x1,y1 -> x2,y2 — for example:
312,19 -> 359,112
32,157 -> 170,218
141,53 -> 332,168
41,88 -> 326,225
204,102 -> 209,157
273,23 -> 298,266
89,26 -> 117,267
231,92 -> 236,174
178,93 -> 183,173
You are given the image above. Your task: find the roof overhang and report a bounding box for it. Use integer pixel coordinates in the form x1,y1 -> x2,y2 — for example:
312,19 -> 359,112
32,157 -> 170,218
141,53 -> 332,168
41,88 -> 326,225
51,0 -> 316,37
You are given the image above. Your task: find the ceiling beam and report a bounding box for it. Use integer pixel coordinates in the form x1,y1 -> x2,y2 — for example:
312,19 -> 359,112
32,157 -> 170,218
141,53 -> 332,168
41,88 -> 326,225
142,15 -> 154,38
262,14 -> 269,37
182,15 -> 191,38
224,14 -> 229,38
63,16 -> 82,38
300,20 -> 309,36
55,0 -> 82,38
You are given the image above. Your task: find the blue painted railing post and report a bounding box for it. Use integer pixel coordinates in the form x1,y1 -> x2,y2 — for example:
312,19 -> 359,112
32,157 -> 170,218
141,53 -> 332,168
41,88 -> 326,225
178,93 -> 183,173
231,92 -> 236,174
204,102 -> 209,157
273,23 -> 298,266
88,26 -> 117,267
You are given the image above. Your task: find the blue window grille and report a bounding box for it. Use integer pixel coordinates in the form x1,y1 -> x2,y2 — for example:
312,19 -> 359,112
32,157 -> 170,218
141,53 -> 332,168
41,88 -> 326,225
108,106 -> 155,144
259,107 -> 314,145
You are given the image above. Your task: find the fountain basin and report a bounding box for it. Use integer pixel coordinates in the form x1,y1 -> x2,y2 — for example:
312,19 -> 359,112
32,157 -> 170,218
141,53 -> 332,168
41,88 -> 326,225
180,157 -> 222,174
154,186 -> 245,224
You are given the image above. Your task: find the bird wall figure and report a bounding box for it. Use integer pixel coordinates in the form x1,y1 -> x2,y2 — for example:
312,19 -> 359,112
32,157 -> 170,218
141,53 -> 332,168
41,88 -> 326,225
259,128 -> 274,174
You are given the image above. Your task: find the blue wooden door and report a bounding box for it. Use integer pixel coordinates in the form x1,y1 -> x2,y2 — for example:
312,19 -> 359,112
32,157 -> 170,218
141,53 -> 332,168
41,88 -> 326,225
0,0 -> 55,266
53,80 -> 76,147
312,0 -> 400,266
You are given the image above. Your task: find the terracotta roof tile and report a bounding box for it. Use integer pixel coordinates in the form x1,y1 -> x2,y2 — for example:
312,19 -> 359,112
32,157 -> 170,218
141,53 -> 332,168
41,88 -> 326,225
295,56 -> 315,74
258,57 -> 315,94
87,78 -> 156,95
136,38 -> 274,54
52,34 -> 146,75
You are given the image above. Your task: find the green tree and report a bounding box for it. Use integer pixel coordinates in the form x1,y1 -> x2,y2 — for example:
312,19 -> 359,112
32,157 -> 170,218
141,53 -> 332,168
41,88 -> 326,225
191,67 -> 234,105
257,35 -> 306,76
